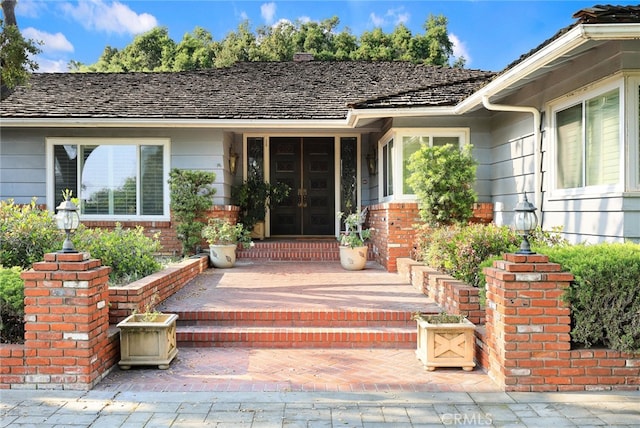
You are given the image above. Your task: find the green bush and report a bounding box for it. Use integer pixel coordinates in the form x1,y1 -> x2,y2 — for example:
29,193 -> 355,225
0,198 -> 63,269
0,266 -> 25,343
406,144 -> 477,226
74,224 -> 161,285
168,168 -> 216,256
420,223 -> 519,288
544,242 -> 640,353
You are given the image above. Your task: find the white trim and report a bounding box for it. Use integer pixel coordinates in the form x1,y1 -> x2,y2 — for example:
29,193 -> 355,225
46,137 -> 171,221
3,118 -> 352,129
548,76 -> 625,198
627,74 -> 640,191
456,23 -> 640,114
377,128 -> 469,203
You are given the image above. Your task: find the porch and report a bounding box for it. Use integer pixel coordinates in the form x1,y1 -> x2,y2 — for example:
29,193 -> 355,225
95,259 -> 500,393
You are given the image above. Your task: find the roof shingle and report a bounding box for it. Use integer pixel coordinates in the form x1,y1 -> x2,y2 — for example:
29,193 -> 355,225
0,62 -> 494,121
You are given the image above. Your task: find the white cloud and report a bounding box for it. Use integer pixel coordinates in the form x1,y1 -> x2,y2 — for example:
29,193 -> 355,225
450,33 -> 472,66
22,27 -> 74,54
35,57 -> 69,73
298,16 -> 311,24
60,0 -> 157,35
15,0 -> 46,18
261,2 -> 276,25
369,12 -> 384,27
240,11 -> 249,21
370,7 -> 410,27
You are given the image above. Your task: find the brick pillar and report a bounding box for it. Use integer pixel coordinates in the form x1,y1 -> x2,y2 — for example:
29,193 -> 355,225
483,253 -> 573,391
21,252 -> 111,390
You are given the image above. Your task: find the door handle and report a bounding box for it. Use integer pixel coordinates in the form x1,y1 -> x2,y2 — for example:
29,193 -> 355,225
297,188 -> 308,208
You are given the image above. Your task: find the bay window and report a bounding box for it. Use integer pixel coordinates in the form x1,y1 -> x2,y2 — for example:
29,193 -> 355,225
48,138 -> 170,219
379,128 -> 468,200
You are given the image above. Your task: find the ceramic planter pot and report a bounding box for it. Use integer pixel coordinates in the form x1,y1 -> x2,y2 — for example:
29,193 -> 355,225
208,244 -> 238,268
117,313 -> 178,370
339,245 -> 368,270
415,317 -> 476,371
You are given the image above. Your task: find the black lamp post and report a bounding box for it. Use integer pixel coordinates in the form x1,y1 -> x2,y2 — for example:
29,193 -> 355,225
514,192 -> 538,255
56,197 -> 80,253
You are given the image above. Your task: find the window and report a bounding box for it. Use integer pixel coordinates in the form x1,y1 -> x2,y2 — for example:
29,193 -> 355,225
379,129 -> 467,200
554,87 -> 621,190
48,138 -> 169,219
382,138 -> 393,197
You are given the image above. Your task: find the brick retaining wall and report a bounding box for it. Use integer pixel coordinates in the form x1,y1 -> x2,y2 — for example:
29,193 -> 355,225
369,202 -> 493,272
0,254 -> 208,390
397,255 -> 640,391
83,205 -> 239,256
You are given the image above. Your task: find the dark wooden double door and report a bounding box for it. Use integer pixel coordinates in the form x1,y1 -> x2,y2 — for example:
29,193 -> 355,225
269,137 -> 335,236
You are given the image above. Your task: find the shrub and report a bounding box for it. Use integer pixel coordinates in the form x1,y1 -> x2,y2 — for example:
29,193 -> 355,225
0,198 -> 62,269
0,266 -> 25,343
544,242 -> 640,353
406,144 -> 477,226
420,223 -> 519,287
74,224 -> 161,285
168,168 -> 216,256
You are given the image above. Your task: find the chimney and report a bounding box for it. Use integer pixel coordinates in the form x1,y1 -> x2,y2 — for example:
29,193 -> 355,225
293,52 -> 314,62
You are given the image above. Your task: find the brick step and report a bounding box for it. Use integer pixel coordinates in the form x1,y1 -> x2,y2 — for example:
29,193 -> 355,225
176,325 -> 416,349
175,309 -> 416,328
236,240 -> 373,261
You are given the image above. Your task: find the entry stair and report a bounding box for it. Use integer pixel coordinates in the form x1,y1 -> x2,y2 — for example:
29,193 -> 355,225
177,240 -> 436,348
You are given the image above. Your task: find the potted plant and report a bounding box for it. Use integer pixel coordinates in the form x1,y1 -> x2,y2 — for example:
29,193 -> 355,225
201,217 -> 252,268
337,211 -> 372,271
233,177 -> 291,240
116,299 -> 178,370
412,312 -> 476,371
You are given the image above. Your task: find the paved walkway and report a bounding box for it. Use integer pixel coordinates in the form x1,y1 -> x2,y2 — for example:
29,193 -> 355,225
3,261 -> 639,426
2,389 -> 639,427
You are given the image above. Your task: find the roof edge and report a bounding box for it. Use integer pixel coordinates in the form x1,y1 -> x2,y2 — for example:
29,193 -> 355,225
455,22 -> 640,113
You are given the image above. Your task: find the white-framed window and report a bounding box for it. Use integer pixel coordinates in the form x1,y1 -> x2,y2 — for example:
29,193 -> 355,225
551,79 -> 623,194
629,75 -> 640,190
46,138 -> 171,220
379,128 -> 469,200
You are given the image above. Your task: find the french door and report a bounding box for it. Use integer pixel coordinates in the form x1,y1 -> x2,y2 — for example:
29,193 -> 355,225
269,137 -> 335,236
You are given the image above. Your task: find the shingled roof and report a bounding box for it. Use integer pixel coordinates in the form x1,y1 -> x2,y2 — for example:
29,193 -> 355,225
0,61 -> 494,121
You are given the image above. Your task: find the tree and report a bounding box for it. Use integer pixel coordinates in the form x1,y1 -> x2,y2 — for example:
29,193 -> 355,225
72,13 -> 460,72
1,0 -> 41,98
173,27 -> 218,71
422,14 -> 453,66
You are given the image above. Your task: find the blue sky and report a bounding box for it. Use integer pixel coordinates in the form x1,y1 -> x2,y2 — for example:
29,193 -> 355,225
10,0 -> 600,72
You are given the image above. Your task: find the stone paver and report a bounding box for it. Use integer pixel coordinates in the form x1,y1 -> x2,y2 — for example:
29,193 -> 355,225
2,390 -> 639,427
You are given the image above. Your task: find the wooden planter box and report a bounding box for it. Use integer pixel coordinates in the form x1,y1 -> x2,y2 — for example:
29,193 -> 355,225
416,317 -> 476,371
117,313 -> 178,370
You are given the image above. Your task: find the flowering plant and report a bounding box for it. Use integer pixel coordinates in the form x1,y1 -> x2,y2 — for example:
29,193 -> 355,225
201,218 -> 253,248
337,211 -> 371,248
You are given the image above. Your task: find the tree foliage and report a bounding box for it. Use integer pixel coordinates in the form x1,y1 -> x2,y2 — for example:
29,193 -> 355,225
1,0 -> 41,98
406,144 -> 477,227
70,14 -> 464,72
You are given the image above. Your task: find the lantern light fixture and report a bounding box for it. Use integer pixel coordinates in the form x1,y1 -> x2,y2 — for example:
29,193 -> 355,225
229,146 -> 239,175
513,192 -> 538,255
56,195 -> 80,253
366,150 -> 377,176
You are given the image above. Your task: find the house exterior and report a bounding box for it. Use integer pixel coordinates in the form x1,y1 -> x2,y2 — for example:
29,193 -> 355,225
1,5 -> 639,266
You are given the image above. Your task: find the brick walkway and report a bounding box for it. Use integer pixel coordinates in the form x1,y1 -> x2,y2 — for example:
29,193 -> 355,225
95,261 -> 500,393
